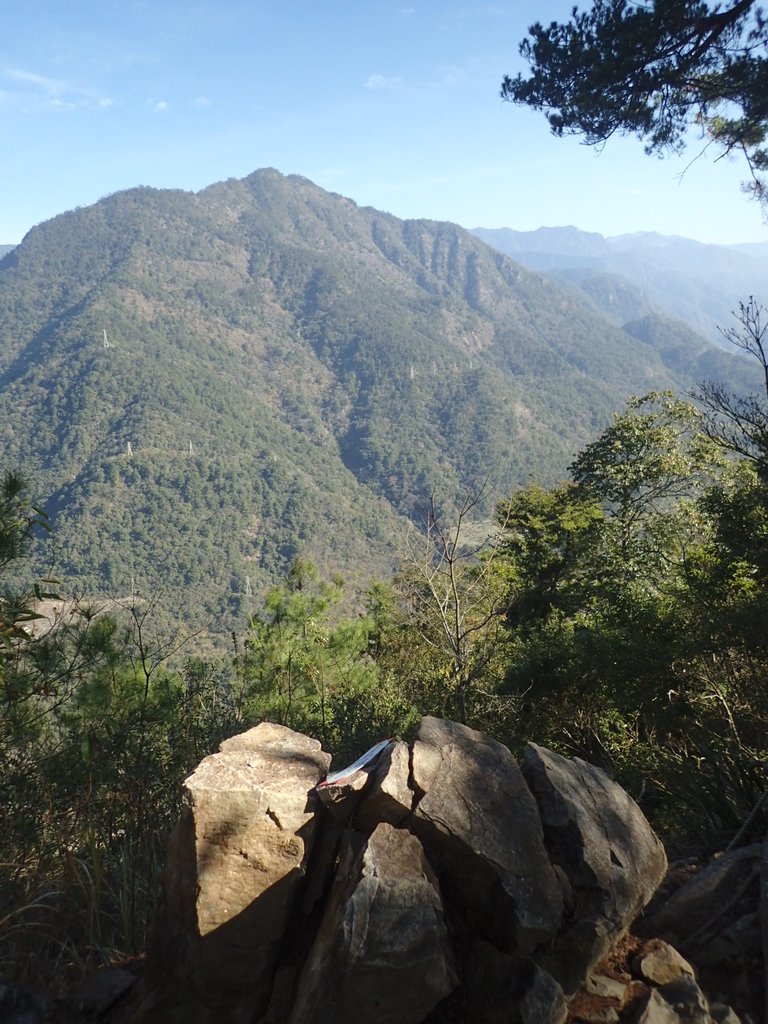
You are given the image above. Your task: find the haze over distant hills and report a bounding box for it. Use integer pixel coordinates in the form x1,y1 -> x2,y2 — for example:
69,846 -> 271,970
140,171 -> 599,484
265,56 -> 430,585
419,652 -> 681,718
0,170 -> 760,637
472,225 -> 768,348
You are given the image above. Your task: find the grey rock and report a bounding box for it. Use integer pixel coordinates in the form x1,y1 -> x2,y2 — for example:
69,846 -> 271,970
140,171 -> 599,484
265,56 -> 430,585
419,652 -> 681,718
409,717 -> 563,955
657,974 -> 711,1024
636,988 -> 688,1024
288,822 -> 457,1024
68,966 -> 135,1015
709,1002 -> 742,1024
637,845 -> 760,947
0,980 -> 51,1024
464,941 -> 567,1024
521,743 -> 667,993
356,739 -> 414,831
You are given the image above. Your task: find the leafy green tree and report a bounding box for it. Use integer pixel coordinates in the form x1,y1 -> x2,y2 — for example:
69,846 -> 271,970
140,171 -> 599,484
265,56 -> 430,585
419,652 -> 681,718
0,470 -> 56,646
494,393 -> 768,834
570,391 -> 716,579
502,0 -> 768,203
497,482 -> 603,626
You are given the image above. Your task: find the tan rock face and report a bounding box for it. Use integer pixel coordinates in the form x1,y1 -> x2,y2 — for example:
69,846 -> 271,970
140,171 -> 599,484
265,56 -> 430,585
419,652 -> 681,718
161,722 -> 331,1022
633,940 -> 695,987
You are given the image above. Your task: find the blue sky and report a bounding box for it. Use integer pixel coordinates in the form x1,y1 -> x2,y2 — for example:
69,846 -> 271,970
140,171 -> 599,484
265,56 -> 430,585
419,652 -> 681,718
2,1 -> 766,246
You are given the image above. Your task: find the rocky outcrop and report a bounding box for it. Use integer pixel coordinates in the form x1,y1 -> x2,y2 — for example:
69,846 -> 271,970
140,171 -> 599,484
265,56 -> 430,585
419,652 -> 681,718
564,935 -> 746,1024
102,717 -> 753,1024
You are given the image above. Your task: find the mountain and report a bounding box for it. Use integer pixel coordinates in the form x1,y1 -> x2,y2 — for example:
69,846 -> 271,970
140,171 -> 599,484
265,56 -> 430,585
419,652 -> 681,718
0,170 -> 758,639
472,225 -> 768,347
0,245 -> 15,260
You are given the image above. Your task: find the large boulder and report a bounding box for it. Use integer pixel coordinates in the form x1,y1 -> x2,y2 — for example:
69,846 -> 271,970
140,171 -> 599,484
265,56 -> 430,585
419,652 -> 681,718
520,743 -> 668,994
637,844 -> 762,1020
151,722 -> 331,1023
407,717 -> 564,956
287,822 -> 458,1024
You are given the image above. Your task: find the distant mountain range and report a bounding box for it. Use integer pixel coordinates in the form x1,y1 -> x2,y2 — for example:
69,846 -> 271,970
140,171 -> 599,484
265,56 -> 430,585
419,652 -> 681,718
0,170 -> 760,638
472,226 -> 768,348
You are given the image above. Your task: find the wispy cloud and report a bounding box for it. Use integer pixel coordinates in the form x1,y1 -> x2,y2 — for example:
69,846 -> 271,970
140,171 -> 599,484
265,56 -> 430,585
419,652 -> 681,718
4,68 -> 66,93
0,65 -> 111,111
191,96 -> 211,109
365,73 -> 403,91
148,99 -> 170,112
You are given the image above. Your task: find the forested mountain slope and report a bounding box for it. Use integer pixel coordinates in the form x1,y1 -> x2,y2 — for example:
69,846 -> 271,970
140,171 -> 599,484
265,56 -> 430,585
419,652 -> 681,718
0,169 -> 756,634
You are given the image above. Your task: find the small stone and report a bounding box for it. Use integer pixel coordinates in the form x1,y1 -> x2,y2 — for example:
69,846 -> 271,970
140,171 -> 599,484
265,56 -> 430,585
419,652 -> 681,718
633,940 -> 695,986
635,988 -> 685,1024
585,973 -> 628,1001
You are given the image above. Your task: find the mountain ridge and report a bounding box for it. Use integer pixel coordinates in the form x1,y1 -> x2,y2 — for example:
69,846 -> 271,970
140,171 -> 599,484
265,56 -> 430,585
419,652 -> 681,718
472,224 -> 768,346
0,169 -> 759,639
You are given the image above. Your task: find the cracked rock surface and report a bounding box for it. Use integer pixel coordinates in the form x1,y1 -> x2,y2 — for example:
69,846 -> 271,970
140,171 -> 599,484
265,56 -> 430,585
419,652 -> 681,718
287,822 -> 457,1024
110,718 -> 694,1024
408,717 -> 564,956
